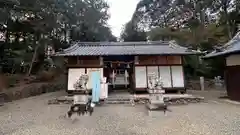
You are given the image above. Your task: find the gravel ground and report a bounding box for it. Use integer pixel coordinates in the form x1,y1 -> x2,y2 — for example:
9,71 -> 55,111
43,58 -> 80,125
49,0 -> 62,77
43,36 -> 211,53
0,91 -> 240,135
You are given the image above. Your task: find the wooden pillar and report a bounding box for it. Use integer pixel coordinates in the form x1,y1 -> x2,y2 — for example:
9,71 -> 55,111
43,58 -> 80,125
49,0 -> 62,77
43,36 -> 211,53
112,70 -> 115,88
99,56 -> 103,66
77,56 -> 80,65
133,56 -> 138,93
134,56 -> 139,64
124,69 -> 128,88
200,76 -> 204,91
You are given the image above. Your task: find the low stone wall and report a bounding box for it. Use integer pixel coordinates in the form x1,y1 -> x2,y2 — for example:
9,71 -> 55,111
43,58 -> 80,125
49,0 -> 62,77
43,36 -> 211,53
0,82 -> 65,102
186,79 -> 225,90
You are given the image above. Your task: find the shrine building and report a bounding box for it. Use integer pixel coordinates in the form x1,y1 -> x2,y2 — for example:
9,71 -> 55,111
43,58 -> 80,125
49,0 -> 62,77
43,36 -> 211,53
54,41 -> 198,94
204,32 -> 240,101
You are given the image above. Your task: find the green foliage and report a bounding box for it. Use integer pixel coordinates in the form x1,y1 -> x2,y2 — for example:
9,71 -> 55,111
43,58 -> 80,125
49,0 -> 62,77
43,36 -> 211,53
121,21 -> 147,41
125,0 -> 239,78
148,23 -> 229,49
0,0 -> 116,75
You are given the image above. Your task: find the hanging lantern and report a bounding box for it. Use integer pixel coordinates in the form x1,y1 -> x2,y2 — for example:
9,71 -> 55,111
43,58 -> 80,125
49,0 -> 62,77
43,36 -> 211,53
104,62 -> 107,68
125,69 -> 129,78
99,56 -> 103,66
134,56 -> 139,64
126,63 -> 130,68
118,61 -> 120,66
110,62 -> 112,68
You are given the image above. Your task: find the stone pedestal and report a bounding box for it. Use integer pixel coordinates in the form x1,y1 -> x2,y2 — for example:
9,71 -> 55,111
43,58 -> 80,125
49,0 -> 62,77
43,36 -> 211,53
149,94 -> 164,104
146,103 -> 167,110
147,88 -> 166,111
73,95 -> 88,104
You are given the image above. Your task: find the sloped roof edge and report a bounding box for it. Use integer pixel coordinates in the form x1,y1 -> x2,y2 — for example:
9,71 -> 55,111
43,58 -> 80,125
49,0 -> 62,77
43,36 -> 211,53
204,32 -> 240,59
54,41 -> 200,56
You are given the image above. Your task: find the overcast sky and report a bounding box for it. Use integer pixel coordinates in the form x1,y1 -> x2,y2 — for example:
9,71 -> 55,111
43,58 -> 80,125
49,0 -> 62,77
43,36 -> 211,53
107,0 -> 139,38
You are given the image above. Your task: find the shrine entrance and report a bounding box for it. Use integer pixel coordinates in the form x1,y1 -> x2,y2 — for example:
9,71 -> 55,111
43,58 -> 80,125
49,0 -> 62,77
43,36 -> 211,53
103,55 -> 134,92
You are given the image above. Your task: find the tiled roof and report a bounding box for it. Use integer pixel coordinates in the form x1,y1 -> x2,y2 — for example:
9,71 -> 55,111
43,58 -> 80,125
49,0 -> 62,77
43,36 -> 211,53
54,41 -> 198,56
204,32 -> 240,58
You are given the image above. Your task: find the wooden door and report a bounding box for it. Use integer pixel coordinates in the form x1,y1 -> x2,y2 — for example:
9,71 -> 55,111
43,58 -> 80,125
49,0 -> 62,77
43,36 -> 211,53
226,66 -> 240,101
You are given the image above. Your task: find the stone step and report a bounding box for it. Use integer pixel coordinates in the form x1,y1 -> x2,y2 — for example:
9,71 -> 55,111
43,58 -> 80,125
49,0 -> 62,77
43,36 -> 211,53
114,79 -> 125,81
116,75 -> 125,77
115,75 -> 125,77
114,80 -> 127,83
114,79 -> 127,82
106,98 -> 132,101
105,95 -> 134,104
115,78 -> 125,80
115,76 -> 125,78
146,103 -> 167,111
114,81 -> 128,83
112,82 -> 129,85
104,100 -> 132,104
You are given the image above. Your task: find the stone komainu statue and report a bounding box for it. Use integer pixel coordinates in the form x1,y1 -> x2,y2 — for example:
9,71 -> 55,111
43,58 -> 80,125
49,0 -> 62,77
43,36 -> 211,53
68,74 -> 94,118
148,73 -> 163,90
73,74 -> 89,90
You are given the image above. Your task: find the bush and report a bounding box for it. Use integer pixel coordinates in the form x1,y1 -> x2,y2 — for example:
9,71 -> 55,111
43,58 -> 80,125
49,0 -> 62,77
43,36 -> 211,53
0,74 -> 7,92
36,69 -> 58,82
0,74 -> 27,89
2,83 -> 65,102
6,74 -> 21,87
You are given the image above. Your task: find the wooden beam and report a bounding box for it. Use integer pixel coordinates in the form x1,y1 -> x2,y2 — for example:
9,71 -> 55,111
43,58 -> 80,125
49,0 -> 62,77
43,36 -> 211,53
146,66 -> 148,89
67,65 -> 103,68
170,66 -> 173,88
77,56 -> 80,65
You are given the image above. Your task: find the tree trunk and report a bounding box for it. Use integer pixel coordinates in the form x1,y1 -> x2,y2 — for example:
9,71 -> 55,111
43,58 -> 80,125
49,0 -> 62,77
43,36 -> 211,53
64,23 -> 67,42
223,4 -> 232,39
27,33 -> 41,76
27,43 -> 40,76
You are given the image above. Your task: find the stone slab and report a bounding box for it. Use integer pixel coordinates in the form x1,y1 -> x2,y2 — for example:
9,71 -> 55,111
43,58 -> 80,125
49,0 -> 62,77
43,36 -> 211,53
146,103 -> 167,110
222,99 -> 240,105
148,89 -> 165,94
150,100 -> 164,104
134,94 -> 204,100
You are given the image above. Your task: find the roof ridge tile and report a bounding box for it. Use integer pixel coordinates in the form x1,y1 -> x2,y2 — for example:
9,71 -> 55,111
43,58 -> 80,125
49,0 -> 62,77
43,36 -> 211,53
54,41 -> 198,56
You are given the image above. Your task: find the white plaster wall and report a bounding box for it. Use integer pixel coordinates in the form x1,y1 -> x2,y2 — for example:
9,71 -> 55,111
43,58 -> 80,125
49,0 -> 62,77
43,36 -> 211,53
135,66 -> 184,89
226,54 -> 240,66
171,66 -> 184,87
159,66 -> 172,88
135,66 -> 147,88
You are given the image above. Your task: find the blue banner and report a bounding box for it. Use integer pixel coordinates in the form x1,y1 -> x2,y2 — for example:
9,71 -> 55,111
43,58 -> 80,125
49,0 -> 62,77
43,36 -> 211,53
92,71 -> 101,103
